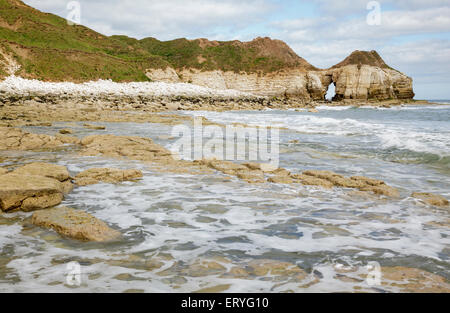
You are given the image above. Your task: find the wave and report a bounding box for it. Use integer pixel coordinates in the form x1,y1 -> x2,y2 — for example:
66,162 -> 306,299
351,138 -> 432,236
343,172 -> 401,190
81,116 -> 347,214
185,110 -> 450,158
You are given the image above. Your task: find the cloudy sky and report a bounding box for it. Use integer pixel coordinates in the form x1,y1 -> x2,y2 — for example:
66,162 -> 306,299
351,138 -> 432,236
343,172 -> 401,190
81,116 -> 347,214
23,0 -> 450,99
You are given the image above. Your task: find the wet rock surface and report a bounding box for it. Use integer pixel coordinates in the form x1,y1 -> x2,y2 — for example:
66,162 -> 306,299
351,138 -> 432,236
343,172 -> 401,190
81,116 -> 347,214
0,127 -> 68,151
31,206 -> 121,242
412,192 -> 449,207
74,168 -> 143,186
0,173 -> 64,212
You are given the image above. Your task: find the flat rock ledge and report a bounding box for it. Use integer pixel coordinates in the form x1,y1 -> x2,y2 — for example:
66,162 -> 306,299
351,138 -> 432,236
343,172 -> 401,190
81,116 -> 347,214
0,127 -> 79,151
198,160 -> 399,197
11,162 -> 74,194
0,173 -> 64,212
74,168 -> 143,186
31,207 -> 121,242
412,192 -> 449,207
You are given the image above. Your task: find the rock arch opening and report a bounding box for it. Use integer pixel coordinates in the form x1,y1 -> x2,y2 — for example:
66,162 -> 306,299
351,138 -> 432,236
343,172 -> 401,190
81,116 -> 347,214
325,82 -> 336,102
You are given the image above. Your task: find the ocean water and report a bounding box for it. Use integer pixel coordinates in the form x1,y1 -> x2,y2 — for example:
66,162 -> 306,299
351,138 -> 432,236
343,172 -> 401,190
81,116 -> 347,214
0,104 -> 449,292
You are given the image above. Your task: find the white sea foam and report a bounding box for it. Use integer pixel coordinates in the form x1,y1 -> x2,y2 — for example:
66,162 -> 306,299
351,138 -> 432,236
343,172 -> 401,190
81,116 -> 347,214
185,110 -> 450,156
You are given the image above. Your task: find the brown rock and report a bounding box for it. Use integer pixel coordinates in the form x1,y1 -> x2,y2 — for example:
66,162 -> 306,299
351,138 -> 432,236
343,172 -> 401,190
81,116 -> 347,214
206,160 -> 247,175
55,134 -> 80,145
360,185 -> 399,198
31,207 -> 121,242
379,267 -> 450,293
350,176 -> 385,186
0,173 -> 64,212
80,135 -> 172,162
291,174 -> 334,189
268,175 -> 293,184
0,168 -> 8,176
12,162 -> 70,182
303,170 -> 344,181
236,169 -> 265,183
83,123 -> 106,130
243,162 -> 278,173
412,193 -> 449,207
59,129 -> 73,135
0,127 -> 66,151
74,168 -> 143,186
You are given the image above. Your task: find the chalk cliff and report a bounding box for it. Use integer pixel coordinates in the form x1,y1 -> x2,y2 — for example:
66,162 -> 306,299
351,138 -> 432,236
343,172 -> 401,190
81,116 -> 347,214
146,49 -> 414,101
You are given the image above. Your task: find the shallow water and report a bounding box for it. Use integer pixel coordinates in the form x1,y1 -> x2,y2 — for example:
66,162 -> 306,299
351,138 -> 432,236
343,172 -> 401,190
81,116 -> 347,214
0,104 -> 449,292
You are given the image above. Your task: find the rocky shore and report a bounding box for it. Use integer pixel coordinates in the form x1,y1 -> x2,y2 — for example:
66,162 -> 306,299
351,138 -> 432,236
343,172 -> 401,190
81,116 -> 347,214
0,76 -> 425,113
0,81 -> 448,292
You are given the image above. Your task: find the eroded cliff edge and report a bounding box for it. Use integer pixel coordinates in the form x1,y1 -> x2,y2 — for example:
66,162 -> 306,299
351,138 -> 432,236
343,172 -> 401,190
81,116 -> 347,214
146,49 -> 414,101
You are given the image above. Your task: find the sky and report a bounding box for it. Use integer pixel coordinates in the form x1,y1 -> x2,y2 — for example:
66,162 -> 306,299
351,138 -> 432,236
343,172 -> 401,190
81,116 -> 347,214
23,0 -> 450,99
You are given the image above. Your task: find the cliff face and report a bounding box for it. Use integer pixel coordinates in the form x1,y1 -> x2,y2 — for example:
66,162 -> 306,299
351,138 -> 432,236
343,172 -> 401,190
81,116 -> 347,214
146,52 -> 415,101
326,51 -> 414,100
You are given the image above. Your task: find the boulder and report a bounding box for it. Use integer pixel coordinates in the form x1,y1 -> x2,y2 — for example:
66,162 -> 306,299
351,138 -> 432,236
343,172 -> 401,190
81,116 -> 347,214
0,173 -> 64,212
74,168 -> 143,186
412,193 -> 449,207
31,207 -> 121,242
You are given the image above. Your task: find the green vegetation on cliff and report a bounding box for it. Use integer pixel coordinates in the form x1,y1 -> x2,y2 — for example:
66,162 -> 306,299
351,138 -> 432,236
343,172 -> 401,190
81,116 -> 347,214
0,0 -> 315,82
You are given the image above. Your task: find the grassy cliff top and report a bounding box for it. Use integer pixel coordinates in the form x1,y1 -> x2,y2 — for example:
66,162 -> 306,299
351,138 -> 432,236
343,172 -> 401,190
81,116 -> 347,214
330,50 -> 394,70
0,0 -> 394,83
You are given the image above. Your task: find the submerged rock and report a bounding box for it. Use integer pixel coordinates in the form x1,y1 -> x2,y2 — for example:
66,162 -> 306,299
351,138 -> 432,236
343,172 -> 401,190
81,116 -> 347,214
83,123 -> 106,130
379,267 -> 450,293
74,168 -> 143,186
31,206 -> 121,242
412,192 -> 449,207
0,173 -> 64,212
59,129 -> 73,134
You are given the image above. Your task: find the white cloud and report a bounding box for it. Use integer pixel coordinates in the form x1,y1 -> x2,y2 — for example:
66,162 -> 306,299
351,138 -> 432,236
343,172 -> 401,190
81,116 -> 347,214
23,0 -> 273,39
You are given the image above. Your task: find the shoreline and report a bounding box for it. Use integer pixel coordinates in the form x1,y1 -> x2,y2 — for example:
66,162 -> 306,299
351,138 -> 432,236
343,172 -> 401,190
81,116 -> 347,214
0,75 -> 436,112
